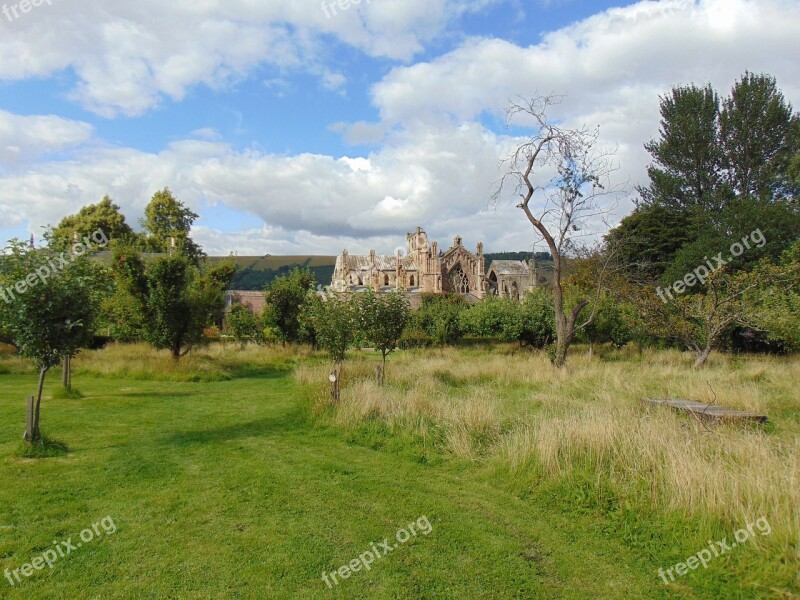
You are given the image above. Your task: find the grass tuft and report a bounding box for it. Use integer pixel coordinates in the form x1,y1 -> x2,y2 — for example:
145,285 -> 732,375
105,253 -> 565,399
53,386 -> 84,400
15,434 -> 70,459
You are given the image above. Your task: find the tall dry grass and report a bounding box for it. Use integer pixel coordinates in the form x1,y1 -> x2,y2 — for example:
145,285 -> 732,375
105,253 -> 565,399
72,342 -> 312,381
299,346 -> 800,548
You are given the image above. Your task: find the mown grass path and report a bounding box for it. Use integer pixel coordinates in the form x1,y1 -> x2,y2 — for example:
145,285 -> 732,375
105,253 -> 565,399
1,367 -> 703,599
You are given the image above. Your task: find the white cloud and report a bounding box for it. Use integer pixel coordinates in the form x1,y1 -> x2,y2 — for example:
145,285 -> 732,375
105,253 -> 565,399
1,0 -> 798,255
0,0 -> 504,116
0,110 -> 94,163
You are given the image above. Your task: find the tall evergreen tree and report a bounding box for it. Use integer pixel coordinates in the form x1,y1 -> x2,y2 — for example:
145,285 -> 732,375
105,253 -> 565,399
720,72 -> 799,201
640,84 -> 723,214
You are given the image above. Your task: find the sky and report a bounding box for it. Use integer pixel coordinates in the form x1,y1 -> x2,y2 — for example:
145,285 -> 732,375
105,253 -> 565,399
0,0 -> 798,257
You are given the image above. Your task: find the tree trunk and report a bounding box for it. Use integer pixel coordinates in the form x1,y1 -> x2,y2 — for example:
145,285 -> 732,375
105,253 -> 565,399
62,355 -> 72,389
693,344 -> 713,368
25,366 -> 49,442
330,366 -> 341,401
172,346 -> 181,361
553,339 -> 569,369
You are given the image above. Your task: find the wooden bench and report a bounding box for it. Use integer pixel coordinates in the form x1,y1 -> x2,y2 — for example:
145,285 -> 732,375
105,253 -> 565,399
643,398 -> 768,424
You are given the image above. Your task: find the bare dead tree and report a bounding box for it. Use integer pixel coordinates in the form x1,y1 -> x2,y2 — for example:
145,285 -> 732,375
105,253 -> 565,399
492,94 -> 625,367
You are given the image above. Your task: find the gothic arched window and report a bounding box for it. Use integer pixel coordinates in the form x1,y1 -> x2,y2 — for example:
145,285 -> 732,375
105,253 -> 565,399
450,265 -> 470,294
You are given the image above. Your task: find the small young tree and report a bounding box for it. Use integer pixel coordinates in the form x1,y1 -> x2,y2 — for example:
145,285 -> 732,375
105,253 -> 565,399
225,304 -> 264,349
355,289 -> 410,385
113,250 -> 234,360
263,268 -> 317,345
616,268 -> 761,367
302,292 -> 355,400
0,241 -> 101,442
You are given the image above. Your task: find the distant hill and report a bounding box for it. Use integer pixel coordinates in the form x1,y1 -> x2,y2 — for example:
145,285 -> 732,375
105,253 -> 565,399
210,252 -> 554,291
206,255 -> 336,291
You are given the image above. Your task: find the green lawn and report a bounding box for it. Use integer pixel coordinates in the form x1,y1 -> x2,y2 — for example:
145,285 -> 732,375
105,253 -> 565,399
0,351 -> 791,599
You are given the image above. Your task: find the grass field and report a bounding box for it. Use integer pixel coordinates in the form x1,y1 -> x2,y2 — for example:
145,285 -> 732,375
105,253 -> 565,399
0,344 -> 797,598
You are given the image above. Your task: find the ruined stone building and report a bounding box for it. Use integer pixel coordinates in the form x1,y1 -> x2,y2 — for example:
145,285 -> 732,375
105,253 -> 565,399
331,227 -> 487,301
486,260 -> 538,300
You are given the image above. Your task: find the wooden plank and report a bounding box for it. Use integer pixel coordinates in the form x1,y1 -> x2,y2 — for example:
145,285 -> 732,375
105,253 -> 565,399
643,398 -> 767,424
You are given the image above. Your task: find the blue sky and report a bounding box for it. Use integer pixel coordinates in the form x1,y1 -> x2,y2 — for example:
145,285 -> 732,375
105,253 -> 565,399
1,0 -> 798,255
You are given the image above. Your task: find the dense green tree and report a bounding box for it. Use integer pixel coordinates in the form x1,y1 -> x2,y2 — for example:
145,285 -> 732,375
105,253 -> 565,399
605,204 -> 693,281
460,297 -> 524,343
518,289 -> 556,348
720,72 -> 799,201
354,289 -> 410,384
112,249 -> 234,360
262,268 -> 317,345
142,188 -> 203,261
0,240 -> 103,441
411,294 -> 467,347
789,152 -> 800,193
575,292 -> 635,352
50,196 -> 137,251
742,242 -> 800,350
662,197 -> 800,290
611,266 -> 765,367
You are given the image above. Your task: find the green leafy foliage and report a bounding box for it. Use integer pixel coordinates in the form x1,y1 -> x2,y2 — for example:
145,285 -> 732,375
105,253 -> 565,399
49,195 -> 138,251
262,268 -> 317,344
605,204 -> 693,280
742,242 -> 800,350
225,304 -> 265,348
640,83 -> 722,213
518,288 -> 557,348
640,72 -> 798,216
460,296 -> 524,343
0,241 -> 102,370
408,294 -> 467,347
142,188 -> 204,261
